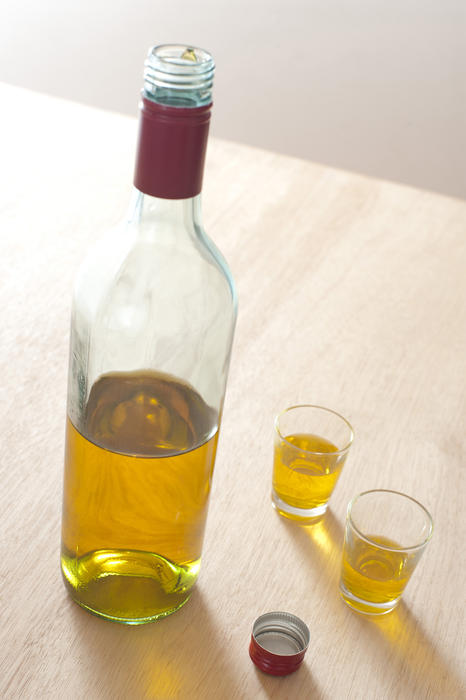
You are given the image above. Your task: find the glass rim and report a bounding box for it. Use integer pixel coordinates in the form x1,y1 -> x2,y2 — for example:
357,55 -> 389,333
274,404 -> 354,456
148,44 -> 214,73
347,488 -> 434,552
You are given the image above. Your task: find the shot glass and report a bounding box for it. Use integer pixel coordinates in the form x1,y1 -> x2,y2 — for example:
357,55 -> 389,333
272,405 -> 353,523
340,489 -> 433,615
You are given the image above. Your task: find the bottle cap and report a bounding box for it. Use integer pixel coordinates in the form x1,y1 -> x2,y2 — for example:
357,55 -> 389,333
249,611 -> 310,676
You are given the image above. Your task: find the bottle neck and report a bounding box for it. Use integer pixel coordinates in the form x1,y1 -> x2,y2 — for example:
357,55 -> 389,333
127,188 -> 203,243
133,97 -> 212,200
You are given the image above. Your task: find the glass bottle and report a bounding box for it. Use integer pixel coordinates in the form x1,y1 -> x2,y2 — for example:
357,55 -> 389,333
60,45 -> 237,624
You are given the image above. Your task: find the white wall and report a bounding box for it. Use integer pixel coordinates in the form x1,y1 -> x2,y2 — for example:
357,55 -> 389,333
1,0 -> 465,199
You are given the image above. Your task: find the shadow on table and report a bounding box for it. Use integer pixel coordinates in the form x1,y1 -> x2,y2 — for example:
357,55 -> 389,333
253,660 -> 324,699
277,508 -> 344,582
278,510 -> 463,698
356,602 -> 463,697
67,589 -> 237,699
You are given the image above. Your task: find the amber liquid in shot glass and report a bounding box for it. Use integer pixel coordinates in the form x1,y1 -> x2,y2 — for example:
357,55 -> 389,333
273,434 -> 341,512
272,406 -> 353,523
341,535 -> 417,612
340,490 -> 433,615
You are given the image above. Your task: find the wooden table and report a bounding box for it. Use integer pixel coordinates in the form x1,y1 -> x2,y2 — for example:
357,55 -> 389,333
1,82 -> 465,699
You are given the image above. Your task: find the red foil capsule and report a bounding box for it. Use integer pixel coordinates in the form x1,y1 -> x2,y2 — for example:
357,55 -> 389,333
249,611 -> 310,676
134,97 -> 211,200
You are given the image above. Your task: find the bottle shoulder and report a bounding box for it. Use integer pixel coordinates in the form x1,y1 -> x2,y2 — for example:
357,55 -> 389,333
192,223 -> 237,310
73,221 -> 237,323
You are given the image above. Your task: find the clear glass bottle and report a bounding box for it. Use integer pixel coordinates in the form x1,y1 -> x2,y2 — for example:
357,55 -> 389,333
60,45 -> 237,624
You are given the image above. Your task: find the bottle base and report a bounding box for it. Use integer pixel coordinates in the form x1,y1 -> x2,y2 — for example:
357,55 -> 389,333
61,548 -> 199,624
67,589 -> 192,625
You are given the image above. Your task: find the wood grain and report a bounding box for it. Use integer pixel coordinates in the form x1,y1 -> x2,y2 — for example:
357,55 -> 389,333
1,82 -> 465,699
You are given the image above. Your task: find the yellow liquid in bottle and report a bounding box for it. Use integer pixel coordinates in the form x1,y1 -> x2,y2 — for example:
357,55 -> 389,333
61,370 -> 218,624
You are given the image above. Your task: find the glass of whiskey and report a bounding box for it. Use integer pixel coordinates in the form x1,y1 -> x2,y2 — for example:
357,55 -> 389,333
340,489 -> 433,615
271,404 -> 353,523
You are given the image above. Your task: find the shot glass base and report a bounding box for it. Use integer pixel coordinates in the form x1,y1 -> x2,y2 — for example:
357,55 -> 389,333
339,582 -> 400,616
271,490 -> 328,524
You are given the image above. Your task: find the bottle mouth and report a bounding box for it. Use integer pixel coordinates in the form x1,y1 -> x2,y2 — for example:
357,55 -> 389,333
144,44 -> 215,107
